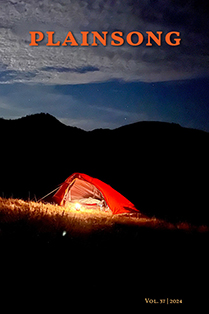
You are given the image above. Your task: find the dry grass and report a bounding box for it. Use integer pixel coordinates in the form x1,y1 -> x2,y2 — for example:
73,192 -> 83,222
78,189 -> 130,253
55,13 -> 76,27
0,196 -> 208,307
0,197 -> 207,240
0,197 -> 111,238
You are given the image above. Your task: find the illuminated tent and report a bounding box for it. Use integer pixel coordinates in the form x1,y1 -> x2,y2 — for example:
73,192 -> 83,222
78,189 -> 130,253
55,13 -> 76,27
52,173 -> 138,215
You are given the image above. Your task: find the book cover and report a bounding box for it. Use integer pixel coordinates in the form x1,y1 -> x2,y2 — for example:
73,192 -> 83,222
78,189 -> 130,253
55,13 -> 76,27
0,0 -> 208,309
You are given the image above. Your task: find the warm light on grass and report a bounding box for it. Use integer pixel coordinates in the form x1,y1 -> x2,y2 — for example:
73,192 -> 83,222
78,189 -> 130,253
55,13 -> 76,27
0,197 -> 208,235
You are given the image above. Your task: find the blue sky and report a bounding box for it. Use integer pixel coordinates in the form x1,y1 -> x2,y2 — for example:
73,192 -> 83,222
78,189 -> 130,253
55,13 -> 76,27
1,78 -> 209,131
0,1 -> 209,131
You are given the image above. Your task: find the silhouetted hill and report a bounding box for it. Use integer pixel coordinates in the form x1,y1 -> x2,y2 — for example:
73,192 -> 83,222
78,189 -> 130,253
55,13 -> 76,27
0,113 -> 208,224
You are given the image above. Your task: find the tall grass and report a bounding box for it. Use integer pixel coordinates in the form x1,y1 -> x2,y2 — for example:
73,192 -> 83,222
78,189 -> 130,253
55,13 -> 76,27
0,197 -> 207,241
0,196 -> 208,306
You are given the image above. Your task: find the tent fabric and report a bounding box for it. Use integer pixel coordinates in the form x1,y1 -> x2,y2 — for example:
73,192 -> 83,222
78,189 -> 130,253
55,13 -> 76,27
52,173 -> 138,214
65,178 -> 103,202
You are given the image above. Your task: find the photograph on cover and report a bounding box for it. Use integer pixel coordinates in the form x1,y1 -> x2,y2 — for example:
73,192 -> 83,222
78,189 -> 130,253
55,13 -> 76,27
0,0 -> 208,308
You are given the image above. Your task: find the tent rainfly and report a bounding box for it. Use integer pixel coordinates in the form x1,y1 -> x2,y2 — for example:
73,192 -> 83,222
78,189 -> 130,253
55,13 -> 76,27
52,173 -> 138,215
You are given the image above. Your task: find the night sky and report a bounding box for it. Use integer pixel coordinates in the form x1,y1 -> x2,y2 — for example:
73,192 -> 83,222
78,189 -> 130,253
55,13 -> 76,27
0,0 -> 209,131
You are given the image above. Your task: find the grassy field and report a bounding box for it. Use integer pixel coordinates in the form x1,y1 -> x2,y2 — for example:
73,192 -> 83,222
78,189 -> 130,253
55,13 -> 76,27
0,197 -> 207,237
0,197 -> 208,308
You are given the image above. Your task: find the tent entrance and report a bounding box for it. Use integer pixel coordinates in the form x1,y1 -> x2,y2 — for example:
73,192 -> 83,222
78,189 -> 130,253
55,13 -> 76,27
63,178 -> 110,211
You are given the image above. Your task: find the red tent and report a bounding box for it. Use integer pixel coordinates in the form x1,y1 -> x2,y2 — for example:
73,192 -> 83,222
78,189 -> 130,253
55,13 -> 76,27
52,173 -> 138,214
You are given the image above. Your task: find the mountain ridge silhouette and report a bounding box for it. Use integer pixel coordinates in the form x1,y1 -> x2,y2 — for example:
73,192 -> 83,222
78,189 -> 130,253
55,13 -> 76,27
0,112 -> 208,224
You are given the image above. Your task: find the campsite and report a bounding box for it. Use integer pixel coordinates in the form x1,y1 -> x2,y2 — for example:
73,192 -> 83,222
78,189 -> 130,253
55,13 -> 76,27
1,113 -> 209,224
0,113 -> 208,307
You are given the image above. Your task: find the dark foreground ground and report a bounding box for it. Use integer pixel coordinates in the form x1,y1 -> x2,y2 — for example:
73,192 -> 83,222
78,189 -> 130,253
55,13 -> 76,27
0,198 -> 208,310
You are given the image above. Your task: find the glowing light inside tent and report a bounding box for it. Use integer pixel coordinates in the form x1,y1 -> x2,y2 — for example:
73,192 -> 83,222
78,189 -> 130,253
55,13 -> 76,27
75,203 -> 81,210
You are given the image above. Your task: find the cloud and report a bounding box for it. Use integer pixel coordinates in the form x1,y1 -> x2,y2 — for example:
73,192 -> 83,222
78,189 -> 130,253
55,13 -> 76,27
0,0 -> 208,84
0,69 -> 36,83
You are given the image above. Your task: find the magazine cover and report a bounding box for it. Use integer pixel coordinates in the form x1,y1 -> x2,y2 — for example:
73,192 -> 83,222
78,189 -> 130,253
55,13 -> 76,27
0,0 -> 208,309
